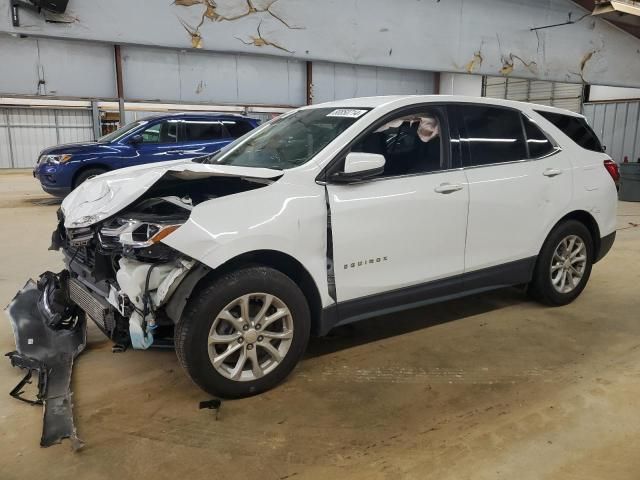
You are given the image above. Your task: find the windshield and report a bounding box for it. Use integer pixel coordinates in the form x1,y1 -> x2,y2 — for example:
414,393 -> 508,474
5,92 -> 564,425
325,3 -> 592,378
202,108 -> 369,169
98,120 -> 147,143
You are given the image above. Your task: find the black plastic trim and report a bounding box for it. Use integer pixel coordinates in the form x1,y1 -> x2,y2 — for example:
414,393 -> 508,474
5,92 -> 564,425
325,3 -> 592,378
595,232 -> 616,263
164,263 -> 211,324
317,256 -> 536,335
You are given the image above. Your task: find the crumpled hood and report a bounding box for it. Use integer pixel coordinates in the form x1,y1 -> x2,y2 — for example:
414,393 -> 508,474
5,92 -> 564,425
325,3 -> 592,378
61,160 -> 283,228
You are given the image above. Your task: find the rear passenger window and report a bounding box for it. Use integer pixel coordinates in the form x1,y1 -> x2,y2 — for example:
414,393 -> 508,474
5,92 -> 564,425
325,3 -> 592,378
182,121 -> 224,141
536,110 -> 603,152
224,120 -> 253,138
522,115 -> 554,158
457,106 -> 527,166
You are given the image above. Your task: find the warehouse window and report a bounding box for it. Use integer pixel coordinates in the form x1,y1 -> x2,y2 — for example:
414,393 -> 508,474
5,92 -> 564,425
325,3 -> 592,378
457,106 -> 527,166
182,120 -> 224,142
536,111 -> 603,153
522,115 -> 554,158
482,76 -> 584,113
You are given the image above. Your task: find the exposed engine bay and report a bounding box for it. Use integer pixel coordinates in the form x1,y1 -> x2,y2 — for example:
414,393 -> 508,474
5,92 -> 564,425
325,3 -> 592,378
4,172 -> 275,447
52,175 -> 267,348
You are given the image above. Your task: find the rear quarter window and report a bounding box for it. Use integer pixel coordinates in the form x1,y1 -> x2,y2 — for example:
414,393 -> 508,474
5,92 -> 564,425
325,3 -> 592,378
536,110 -> 603,153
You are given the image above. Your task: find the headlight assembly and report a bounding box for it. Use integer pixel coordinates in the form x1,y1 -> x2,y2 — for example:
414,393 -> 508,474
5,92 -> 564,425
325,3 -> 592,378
40,154 -> 73,164
120,222 -> 182,248
100,220 -> 183,248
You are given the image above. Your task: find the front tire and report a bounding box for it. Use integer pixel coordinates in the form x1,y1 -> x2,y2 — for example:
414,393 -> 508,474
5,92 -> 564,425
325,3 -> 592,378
175,266 -> 311,398
73,167 -> 107,189
528,220 -> 594,306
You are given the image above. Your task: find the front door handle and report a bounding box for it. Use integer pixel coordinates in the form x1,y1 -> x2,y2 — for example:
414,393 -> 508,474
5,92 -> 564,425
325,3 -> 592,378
543,168 -> 563,177
434,183 -> 464,194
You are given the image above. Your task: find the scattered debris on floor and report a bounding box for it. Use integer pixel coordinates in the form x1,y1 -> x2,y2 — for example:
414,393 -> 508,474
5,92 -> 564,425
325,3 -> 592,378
199,398 -> 222,420
5,279 -> 86,450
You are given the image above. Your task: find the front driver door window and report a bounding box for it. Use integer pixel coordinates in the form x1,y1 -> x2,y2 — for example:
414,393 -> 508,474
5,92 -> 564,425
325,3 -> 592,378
140,120 -> 179,144
351,112 -> 444,177
133,120 -> 180,163
327,106 -> 470,303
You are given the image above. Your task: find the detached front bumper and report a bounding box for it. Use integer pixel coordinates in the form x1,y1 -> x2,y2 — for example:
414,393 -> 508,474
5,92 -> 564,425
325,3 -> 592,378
4,276 -> 86,449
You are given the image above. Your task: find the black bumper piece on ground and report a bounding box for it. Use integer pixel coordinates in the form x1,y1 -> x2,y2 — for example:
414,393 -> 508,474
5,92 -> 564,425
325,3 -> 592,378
4,279 -> 86,449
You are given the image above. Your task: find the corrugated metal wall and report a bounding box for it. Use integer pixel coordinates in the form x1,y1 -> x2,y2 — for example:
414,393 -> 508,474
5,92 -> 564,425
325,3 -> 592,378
583,101 -> 640,164
3,0 -> 640,88
312,62 -> 435,104
0,35 -> 116,98
123,110 -> 274,125
121,45 -> 306,106
483,77 -> 584,113
0,108 -> 94,168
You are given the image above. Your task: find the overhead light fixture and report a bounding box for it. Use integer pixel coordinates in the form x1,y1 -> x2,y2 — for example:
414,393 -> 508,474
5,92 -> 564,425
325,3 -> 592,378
592,0 -> 640,27
11,0 -> 69,27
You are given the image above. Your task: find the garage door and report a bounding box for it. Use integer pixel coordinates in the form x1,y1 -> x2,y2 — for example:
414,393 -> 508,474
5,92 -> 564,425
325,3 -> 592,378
0,108 -> 95,168
483,77 -> 584,113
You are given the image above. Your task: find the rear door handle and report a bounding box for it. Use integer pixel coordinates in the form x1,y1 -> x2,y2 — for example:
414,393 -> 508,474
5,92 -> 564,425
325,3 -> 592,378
543,168 -> 563,177
434,183 -> 464,194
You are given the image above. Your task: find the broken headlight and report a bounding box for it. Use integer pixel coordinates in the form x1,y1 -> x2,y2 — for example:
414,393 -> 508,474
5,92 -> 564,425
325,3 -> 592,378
100,219 -> 182,249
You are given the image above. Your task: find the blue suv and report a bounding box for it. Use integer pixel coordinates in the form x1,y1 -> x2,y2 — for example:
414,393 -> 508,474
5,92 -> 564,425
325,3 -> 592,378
33,113 -> 259,196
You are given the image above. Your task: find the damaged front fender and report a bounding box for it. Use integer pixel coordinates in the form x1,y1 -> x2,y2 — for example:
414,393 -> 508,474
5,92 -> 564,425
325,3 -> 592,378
5,278 -> 86,449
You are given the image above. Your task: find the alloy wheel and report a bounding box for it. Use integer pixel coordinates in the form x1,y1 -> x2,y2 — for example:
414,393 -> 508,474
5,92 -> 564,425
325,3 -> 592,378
207,293 -> 294,381
550,235 -> 587,294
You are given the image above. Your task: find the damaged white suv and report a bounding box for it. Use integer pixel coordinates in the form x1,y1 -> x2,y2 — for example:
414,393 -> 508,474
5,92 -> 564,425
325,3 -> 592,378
9,96 -> 618,401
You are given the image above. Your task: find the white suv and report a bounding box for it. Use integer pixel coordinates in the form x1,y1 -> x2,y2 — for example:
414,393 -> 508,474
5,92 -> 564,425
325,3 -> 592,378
27,96 -> 620,398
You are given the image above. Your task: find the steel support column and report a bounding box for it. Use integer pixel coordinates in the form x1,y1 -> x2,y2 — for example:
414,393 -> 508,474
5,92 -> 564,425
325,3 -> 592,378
114,45 -> 125,126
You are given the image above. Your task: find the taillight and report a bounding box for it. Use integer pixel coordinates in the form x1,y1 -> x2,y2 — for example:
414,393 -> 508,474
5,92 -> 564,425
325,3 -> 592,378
604,159 -> 620,183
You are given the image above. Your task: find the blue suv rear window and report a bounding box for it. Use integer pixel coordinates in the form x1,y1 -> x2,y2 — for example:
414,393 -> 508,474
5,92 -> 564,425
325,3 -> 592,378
183,121 -> 224,141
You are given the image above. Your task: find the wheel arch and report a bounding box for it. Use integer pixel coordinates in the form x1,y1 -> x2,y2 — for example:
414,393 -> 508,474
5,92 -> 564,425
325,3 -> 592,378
545,210 -> 602,260
71,163 -> 111,189
166,250 -> 324,335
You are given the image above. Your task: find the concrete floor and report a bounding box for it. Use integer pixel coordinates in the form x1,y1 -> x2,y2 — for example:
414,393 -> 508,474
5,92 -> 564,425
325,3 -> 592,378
0,171 -> 639,480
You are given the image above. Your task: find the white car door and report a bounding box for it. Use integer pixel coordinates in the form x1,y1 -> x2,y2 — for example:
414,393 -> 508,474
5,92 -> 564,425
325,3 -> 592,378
326,106 -> 469,304
453,104 -> 573,273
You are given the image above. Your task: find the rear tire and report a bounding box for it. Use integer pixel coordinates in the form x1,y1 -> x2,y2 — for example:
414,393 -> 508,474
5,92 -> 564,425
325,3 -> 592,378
175,266 -> 311,398
528,220 -> 594,306
73,167 -> 107,189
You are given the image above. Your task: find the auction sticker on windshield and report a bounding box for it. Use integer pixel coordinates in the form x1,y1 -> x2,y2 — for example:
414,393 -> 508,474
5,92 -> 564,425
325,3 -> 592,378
326,109 -> 368,118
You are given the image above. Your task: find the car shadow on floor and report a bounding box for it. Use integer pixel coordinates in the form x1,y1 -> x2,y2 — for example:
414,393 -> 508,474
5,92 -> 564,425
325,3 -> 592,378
28,197 -> 63,206
305,287 -> 532,359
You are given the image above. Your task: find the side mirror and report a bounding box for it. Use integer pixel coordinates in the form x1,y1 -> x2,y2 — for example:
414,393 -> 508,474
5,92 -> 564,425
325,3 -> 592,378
129,134 -> 143,146
330,152 -> 386,183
